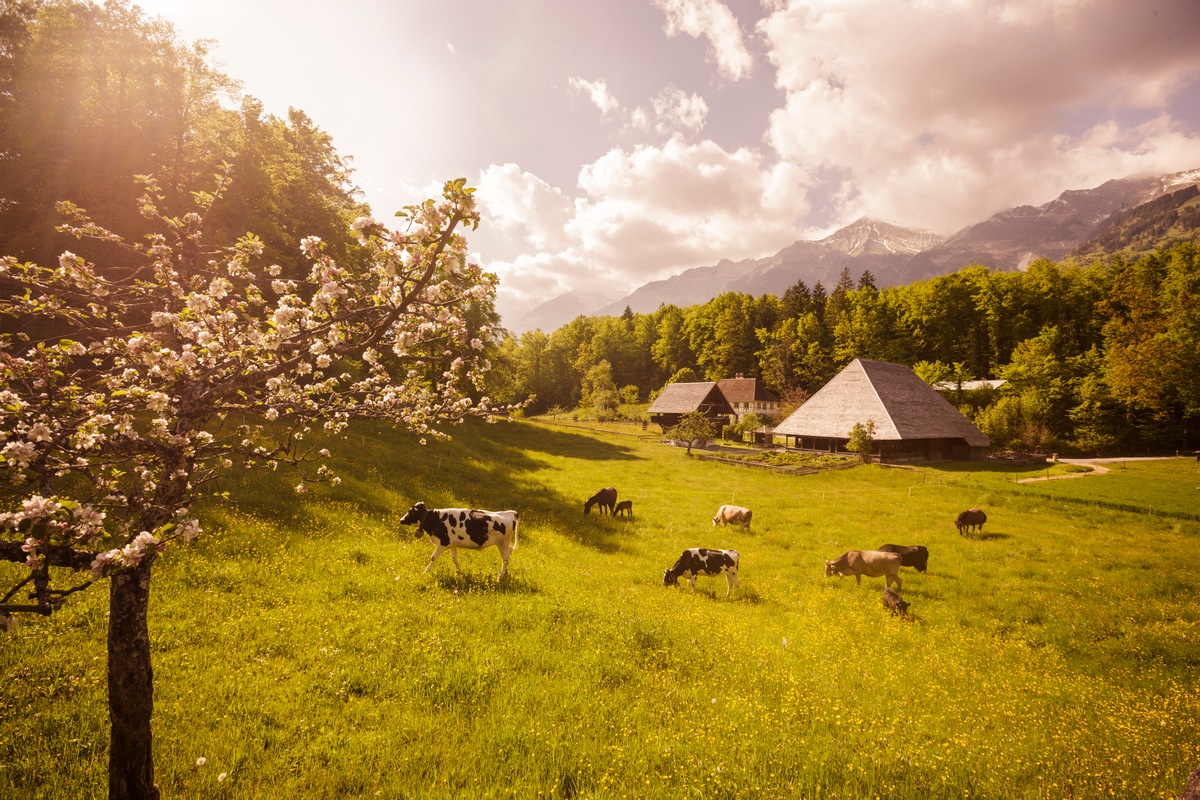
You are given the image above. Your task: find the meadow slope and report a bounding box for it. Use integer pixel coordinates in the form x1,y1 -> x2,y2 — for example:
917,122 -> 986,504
2,420 -> 1199,799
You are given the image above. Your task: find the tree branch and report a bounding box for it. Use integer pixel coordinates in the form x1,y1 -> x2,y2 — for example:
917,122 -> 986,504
0,540 -> 97,571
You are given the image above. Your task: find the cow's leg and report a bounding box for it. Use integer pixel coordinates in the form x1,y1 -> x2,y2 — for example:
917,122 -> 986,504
450,547 -> 463,574
687,575 -> 697,589
855,573 -> 862,585
888,572 -> 902,591
425,545 -> 447,573
497,540 -> 511,578
725,572 -> 737,597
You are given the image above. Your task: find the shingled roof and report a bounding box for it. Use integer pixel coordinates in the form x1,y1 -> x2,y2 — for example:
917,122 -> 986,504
773,359 -> 990,447
716,376 -> 779,404
647,382 -> 731,415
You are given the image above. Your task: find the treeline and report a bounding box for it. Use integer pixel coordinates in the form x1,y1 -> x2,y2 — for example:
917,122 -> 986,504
487,245 -> 1200,455
0,0 -> 368,282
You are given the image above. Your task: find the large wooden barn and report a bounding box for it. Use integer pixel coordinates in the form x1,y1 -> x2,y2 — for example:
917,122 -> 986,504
646,381 -> 734,430
773,359 -> 990,462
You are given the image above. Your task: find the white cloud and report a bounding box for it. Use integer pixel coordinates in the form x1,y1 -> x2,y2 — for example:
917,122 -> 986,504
653,0 -> 754,82
759,0 -> 1200,232
649,85 -> 708,134
478,137 -> 811,316
569,77 -> 621,117
475,164 -> 575,251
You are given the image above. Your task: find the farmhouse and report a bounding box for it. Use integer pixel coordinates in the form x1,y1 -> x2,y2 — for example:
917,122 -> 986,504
647,381 -> 734,430
773,359 -> 990,462
717,375 -> 779,422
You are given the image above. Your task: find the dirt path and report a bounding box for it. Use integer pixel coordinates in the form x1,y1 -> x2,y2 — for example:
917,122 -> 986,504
1015,456 -> 1174,483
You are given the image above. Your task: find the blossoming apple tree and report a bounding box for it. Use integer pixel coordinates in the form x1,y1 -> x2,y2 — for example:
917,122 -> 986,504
0,176 -> 506,799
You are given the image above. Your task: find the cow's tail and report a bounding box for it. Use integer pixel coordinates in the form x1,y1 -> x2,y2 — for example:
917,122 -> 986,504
511,511 -> 520,551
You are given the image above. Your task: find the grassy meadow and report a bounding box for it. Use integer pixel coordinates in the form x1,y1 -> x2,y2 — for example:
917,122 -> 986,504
2,419 -> 1199,799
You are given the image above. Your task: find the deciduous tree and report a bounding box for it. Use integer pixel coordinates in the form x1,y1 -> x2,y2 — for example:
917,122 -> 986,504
0,178 -> 505,799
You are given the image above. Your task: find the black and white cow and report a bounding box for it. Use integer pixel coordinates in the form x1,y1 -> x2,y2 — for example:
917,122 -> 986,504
398,502 -> 519,578
663,548 -> 740,597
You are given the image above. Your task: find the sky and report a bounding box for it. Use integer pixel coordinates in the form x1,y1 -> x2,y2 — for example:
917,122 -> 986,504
132,0 -> 1200,325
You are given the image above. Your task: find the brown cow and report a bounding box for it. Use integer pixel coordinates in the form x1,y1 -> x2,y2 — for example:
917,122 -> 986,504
955,508 -> 987,535
712,504 -> 752,530
882,587 -> 910,617
584,487 -> 618,516
824,549 -> 903,590
878,543 -> 929,572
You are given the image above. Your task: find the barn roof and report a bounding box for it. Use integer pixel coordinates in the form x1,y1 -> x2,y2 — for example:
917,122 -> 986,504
716,376 -> 779,404
773,359 -> 990,447
647,382 -> 732,415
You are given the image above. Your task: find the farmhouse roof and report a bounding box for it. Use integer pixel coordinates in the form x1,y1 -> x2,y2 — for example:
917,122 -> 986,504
716,376 -> 779,404
773,359 -> 990,447
647,381 -> 731,415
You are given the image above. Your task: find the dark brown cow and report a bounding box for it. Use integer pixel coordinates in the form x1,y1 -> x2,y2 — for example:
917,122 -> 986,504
882,587 -> 910,617
613,500 -> 633,517
584,487 -> 618,516
955,508 -> 987,535
878,543 -> 929,572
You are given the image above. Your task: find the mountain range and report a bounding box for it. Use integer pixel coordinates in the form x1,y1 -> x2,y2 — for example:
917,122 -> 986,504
507,168 -> 1200,333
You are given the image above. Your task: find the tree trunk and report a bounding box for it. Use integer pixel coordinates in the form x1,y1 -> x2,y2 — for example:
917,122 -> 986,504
108,560 -> 159,800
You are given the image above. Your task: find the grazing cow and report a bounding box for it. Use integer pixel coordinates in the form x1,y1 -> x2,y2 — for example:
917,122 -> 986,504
712,504 -> 752,531
663,548 -> 740,597
882,587 -> 910,617
584,487 -> 618,516
398,502 -> 519,578
878,543 -> 929,572
824,550 -> 903,590
613,500 -> 633,518
955,508 -> 987,535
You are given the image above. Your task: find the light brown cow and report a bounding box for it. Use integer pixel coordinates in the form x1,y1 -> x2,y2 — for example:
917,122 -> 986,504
824,549 -> 903,590
712,504 -> 752,530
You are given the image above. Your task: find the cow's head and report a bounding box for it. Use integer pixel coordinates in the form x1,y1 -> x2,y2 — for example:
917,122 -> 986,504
824,560 -> 837,577
711,515 -> 720,526
398,502 -> 427,528
662,569 -> 679,587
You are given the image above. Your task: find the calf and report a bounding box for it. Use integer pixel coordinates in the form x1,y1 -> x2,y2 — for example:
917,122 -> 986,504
613,500 -> 633,517
955,508 -> 987,535
584,487 -> 618,516
882,587 -> 910,617
877,543 -> 929,572
663,548 -> 740,597
824,549 -> 903,590
712,504 -> 752,531
398,502 -> 519,578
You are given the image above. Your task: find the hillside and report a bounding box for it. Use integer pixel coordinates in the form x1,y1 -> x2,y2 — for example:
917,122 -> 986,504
1069,183 -> 1200,261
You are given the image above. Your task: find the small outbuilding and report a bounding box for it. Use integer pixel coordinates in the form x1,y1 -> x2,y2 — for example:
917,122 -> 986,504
773,359 -> 990,462
647,381 -> 734,431
717,375 -> 779,422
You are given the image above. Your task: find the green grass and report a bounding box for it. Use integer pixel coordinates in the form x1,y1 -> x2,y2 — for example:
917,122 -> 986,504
3,420 -> 1200,798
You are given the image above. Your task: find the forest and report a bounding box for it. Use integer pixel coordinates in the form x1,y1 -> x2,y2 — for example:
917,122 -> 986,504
486,245 -> 1200,456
